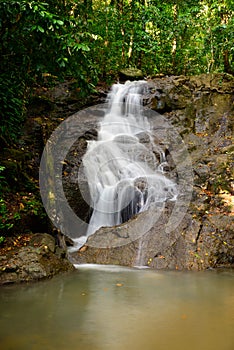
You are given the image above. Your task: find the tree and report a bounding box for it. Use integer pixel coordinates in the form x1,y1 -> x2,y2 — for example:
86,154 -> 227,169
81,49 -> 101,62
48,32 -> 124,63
0,0 -> 98,141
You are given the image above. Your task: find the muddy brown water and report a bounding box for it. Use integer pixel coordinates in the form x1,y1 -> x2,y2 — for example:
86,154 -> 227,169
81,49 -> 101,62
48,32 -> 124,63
0,265 -> 233,350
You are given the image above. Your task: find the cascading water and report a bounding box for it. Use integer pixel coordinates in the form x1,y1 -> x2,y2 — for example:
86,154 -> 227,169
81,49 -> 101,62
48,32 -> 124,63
74,81 -> 178,249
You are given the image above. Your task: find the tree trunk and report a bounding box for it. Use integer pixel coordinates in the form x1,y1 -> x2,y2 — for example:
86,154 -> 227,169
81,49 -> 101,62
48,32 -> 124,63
221,11 -> 233,74
223,49 -> 233,74
84,0 -> 93,19
172,4 -> 177,71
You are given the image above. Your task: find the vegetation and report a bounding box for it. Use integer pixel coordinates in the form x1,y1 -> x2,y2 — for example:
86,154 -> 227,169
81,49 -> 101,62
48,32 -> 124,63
0,0 -> 233,141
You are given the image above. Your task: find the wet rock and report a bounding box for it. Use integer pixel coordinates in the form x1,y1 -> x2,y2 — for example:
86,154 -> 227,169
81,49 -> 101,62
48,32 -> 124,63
69,206 -> 195,269
0,234 -> 74,285
70,206 -> 234,271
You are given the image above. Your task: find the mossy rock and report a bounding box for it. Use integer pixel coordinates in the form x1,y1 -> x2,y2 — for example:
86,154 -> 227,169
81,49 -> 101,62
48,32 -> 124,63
29,233 -> 56,253
119,68 -> 144,81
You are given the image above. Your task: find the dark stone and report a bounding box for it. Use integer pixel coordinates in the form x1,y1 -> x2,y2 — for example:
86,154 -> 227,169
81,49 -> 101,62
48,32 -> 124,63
62,129 -> 98,224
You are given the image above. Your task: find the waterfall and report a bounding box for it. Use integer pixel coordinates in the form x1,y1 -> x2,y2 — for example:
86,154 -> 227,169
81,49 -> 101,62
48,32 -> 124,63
73,81 -> 178,249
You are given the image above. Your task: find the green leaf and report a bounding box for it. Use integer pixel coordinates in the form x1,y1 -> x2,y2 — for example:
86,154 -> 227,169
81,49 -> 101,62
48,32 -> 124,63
38,26 -> 45,33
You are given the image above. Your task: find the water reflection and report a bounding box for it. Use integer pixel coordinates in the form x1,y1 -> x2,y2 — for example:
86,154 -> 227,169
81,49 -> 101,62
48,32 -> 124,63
0,267 -> 233,350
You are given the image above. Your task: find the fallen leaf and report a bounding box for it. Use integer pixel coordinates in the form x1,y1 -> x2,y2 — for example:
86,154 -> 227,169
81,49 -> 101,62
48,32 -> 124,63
116,283 -> 123,287
79,245 -> 88,252
181,314 -> 187,320
19,203 -> 24,210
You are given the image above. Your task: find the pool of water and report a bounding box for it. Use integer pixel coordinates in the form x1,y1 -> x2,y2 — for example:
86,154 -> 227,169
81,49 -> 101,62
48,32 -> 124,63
0,265 -> 233,350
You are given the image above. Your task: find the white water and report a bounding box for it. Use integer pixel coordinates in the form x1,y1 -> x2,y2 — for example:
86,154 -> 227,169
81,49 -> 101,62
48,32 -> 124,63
73,81 -> 178,248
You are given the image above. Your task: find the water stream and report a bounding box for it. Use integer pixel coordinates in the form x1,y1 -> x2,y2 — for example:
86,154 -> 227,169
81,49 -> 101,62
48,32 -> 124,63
74,81 -> 178,248
0,266 -> 233,350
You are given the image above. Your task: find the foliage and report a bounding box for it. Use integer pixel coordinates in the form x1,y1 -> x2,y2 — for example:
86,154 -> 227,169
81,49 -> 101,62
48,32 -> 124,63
0,165 -> 45,234
0,167 -> 11,233
0,0 -> 99,141
21,195 -> 46,218
0,77 -> 26,142
88,0 -> 233,76
0,199 -> 14,232
0,166 -> 20,233
0,0 -> 233,142
0,194 -> 46,236
0,166 -> 6,193
0,0 -> 97,82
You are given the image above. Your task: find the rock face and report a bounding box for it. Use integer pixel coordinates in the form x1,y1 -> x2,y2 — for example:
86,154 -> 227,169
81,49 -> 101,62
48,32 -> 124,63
68,73 -> 234,270
70,207 -> 234,270
62,128 -> 98,225
0,234 -> 75,285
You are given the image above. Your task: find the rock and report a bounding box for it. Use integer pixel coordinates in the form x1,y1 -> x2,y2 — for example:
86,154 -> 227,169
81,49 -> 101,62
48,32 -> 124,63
29,233 -> 56,252
62,129 -> 98,225
0,235 -> 75,285
69,205 -> 195,270
119,68 -> 144,82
